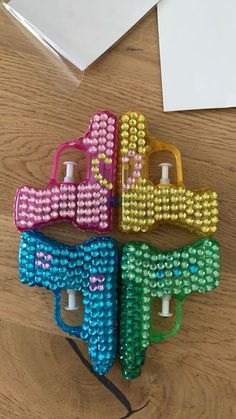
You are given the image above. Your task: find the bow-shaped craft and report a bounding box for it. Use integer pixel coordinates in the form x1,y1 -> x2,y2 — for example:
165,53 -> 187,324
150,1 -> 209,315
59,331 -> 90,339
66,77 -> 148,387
19,230 -> 118,375
14,111 -> 117,233
118,111 -> 218,235
119,237 -> 220,379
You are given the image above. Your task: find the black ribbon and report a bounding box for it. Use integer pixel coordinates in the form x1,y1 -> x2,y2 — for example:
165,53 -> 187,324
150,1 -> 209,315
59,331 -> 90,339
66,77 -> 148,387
66,338 -> 149,419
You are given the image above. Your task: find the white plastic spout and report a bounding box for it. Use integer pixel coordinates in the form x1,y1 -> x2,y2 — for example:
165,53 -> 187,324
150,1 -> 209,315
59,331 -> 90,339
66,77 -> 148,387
63,161 -> 77,183
158,163 -> 173,317
159,162 -> 172,184
65,289 -> 78,311
63,161 -> 77,308
159,294 -> 173,317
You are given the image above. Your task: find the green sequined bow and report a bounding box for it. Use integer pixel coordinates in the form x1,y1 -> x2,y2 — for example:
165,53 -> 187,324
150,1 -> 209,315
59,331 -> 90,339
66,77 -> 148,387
119,237 -> 220,379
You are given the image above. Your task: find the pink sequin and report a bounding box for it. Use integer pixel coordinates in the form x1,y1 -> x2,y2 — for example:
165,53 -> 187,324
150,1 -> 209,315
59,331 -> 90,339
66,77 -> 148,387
52,195 -> 60,202
106,133 -> 114,141
128,150 -> 135,157
99,137 -> 106,145
107,125 -> 115,133
107,117 -> 115,125
35,260 -> 42,266
98,145 -> 106,152
88,146 -> 97,154
60,210 -> 67,217
100,205 -> 107,213
92,122 -> 100,130
37,251 -> 44,258
68,193 -> 76,200
107,141 -> 114,149
100,214 -> 108,221
89,285 -> 97,292
92,208 -> 100,215
19,203 -> 27,210
100,121 -> 107,128
100,113 -> 108,121
100,221 -> 108,229
52,203 -> 59,210
83,137 -> 91,145
91,138 -> 98,146
60,202 -> 67,209
91,130 -> 99,138
92,216 -> 99,223
99,129 -> 107,137
106,149 -> 113,156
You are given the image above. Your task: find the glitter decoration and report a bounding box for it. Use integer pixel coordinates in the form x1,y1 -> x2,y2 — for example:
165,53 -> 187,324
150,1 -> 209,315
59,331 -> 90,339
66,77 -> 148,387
14,111 -> 117,233
118,111 -> 218,235
18,230 -> 118,376
119,238 -> 220,379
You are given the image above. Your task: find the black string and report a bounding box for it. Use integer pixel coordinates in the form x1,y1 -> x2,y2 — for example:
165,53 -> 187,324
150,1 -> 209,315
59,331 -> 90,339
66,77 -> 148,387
119,401 -> 149,419
66,338 -> 149,419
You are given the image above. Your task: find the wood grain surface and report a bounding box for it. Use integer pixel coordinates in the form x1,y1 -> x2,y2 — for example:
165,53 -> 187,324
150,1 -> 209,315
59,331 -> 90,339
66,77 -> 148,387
0,6 -> 235,419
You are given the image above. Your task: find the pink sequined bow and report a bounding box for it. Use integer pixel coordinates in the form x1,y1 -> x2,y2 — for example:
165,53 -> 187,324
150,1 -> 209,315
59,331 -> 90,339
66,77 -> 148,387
14,111 -> 117,233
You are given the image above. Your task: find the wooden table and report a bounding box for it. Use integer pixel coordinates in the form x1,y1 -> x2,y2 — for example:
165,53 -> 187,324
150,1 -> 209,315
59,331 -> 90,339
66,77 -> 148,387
0,6 -> 235,419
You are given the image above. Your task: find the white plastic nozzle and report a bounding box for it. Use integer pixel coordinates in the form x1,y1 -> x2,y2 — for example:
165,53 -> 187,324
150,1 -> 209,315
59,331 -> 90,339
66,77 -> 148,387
63,161 -> 77,183
159,163 -> 172,184
65,289 -> 78,311
159,294 -> 173,317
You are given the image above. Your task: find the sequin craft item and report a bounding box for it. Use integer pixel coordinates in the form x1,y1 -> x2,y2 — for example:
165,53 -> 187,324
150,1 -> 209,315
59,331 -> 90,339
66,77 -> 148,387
18,230 -> 118,375
119,238 -> 220,379
118,111 -> 218,235
14,111 -> 117,233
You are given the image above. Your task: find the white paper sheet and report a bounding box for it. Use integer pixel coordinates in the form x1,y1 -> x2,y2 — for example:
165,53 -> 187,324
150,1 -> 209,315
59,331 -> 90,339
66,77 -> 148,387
7,0 -> 158,70
158,0 -> 236,112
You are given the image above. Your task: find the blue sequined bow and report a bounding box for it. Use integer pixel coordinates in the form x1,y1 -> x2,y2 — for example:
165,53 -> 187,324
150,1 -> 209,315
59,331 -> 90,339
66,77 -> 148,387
18,230 -> 118,375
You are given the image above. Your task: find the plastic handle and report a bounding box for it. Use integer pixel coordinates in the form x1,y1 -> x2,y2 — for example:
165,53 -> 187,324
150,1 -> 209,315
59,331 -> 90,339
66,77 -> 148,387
148,134 -> 184,185
54,290 -> 82,338
151,295 -> 184,343
49,138 -> 83,185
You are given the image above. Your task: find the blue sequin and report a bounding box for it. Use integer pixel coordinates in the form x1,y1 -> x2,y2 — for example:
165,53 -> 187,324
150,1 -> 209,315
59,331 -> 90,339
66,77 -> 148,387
156,270 -> 165,279
173,268 -> 182,277
188,264 -> 198,273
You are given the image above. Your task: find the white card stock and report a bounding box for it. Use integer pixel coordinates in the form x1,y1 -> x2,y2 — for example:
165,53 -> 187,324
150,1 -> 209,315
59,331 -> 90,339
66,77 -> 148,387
7,0 -> 158,70
158,0 -> 236,111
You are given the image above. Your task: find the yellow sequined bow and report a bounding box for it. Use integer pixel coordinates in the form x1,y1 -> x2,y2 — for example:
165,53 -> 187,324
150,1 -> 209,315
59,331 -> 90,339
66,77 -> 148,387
118,111 -> 218,235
